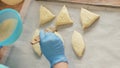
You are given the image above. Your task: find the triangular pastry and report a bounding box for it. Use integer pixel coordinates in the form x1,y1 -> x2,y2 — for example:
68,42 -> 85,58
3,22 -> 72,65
80,8 -> 100,29
40,5 -> 55,25
55,5 -> 73,26
32,29 -> 42,57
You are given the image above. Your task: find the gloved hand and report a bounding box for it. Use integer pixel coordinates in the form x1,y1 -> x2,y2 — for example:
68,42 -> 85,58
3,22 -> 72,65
39,30 -> 68,68
0,64 -> 9,68
0,46 -> 3,48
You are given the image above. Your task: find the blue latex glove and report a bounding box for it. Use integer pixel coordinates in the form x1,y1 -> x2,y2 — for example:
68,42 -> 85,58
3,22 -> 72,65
0,64 -> 9,68
39,30 -> 68,68
0,46 -> 3,48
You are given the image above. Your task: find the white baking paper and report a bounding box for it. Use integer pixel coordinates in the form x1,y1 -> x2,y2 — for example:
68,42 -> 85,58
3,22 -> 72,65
6,0 -> 120,68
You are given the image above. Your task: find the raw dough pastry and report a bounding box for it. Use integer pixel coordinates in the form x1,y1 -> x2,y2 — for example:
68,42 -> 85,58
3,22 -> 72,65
72,31 -> 85,57
45,26 -> 57,32
55,5 -> 73,26
80,8 -> 100,29
40,5 -> 55,25
31,29 -> 63,57
54,32 -> 64,43
32,29 -> 42,57
1,0 -> 23,5
45,27 -> 64,43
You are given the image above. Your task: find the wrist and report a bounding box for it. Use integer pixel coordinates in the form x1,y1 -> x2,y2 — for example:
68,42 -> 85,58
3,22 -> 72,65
54,62 -> 68,68
50,55 -> 68,68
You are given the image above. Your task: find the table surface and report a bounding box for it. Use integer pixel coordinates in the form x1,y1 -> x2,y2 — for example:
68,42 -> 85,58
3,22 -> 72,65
40,0 -> 120,7
65,0 -> 120,4
5,0 -> 120,68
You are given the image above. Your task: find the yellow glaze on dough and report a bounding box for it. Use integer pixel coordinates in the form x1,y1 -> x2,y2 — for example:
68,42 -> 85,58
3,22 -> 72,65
0,19 -> 17,41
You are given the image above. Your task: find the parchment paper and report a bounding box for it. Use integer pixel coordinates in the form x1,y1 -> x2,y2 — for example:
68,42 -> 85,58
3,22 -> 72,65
6,0 -> 120,68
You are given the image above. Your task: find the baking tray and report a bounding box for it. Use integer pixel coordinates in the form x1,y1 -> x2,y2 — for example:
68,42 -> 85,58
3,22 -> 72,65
6,1 -> 120,68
